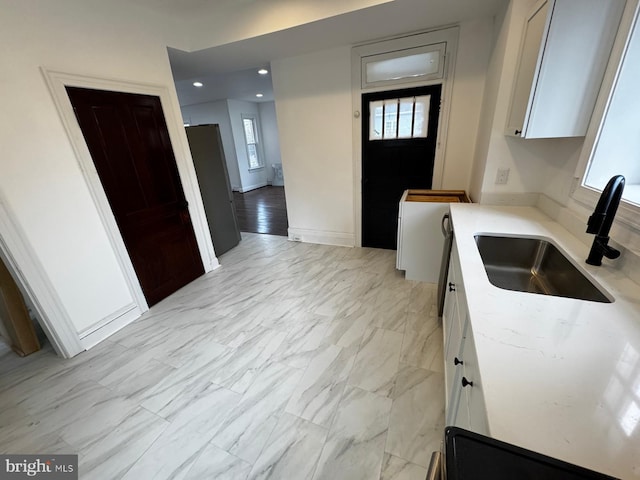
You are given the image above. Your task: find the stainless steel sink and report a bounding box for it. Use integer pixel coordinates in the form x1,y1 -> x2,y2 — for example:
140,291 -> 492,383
474,235 -> 612,303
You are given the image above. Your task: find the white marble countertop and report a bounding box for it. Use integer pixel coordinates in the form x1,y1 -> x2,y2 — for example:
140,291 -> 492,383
449,204 -> 640,479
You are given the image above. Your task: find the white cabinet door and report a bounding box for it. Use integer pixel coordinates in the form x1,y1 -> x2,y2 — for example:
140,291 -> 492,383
442,247 -> 457,357
442,242 -> 489,433
506,0 -> 625,138
443,251 -> 459,421
506,0 -> 550,137
444,297 -> 461,423
460,326 -> 489,436
449,310 -> 469,429
453,378 -> 470,430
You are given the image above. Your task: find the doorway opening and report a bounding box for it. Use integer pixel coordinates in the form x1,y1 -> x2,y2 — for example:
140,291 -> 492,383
171,62 -> 289,242
233,186 -> 288,236
361,84 -> 442,250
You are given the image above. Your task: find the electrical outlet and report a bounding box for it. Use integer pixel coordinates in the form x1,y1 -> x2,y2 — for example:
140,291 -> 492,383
495,167 -> 510,185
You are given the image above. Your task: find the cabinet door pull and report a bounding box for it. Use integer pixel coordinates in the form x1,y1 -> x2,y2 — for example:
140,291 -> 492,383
461,377 -> 473,388
448,282 -> 456,292
515,129 -> 522,135
454,357 -> 463,366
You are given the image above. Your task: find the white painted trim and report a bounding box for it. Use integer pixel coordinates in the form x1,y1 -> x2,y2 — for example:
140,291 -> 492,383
78,303 -> 140,339
42,69 -> 218,273
79,303 -> 143,350
239,182 -> 268,193
351,26 -> 460,247
41,70 -> 219,327
0,194 -> 83,358
571,0 -> 640,231
288,227 -> 355,247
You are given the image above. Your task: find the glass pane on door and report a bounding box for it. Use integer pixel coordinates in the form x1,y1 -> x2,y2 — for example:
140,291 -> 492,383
383,99 -> 398,139
397,98 -> 414,138
369,100 -> 384,140
413,95 -> 431,138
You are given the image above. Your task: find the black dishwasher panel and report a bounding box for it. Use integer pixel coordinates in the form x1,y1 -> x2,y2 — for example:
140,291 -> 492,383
445,427 -> 619,480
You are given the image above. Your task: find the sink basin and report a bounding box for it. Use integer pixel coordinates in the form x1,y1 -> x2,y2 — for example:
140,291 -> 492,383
474,235 -> 611,303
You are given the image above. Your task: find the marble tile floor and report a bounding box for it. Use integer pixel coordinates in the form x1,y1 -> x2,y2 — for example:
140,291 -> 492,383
0,233 -> 445,480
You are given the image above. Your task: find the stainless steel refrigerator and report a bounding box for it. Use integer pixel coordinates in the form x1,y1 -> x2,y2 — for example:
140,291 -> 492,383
186,124 -> 241,256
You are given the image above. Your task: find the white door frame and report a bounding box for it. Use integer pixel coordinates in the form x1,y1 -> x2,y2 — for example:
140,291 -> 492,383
351,26 -> 459,247
40,69 -> 219,350
0,194 -> 83,358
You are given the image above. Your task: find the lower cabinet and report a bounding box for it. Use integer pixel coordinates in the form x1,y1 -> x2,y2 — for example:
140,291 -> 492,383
443,243 -> 489,435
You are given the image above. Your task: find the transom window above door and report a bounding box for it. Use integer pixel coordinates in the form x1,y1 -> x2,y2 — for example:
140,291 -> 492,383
361,42 -> 446,89
369,95 -> 431,141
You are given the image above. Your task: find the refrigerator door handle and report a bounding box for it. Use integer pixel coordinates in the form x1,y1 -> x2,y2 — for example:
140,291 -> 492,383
441,213 -> 450,238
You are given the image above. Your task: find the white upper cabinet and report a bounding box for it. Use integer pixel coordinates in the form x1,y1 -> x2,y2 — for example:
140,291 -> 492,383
506,0 -> 625,139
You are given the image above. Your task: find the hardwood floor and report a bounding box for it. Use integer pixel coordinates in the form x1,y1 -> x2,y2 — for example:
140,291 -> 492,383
233,186 -> 288,237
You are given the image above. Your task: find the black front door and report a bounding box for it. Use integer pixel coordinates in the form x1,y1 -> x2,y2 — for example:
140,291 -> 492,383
362,84 -> 442,249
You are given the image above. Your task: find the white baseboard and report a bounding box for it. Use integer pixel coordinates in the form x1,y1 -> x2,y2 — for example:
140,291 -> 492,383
288,227 -> 355,247
78,303 -> 143,350
239,182 -> 267,193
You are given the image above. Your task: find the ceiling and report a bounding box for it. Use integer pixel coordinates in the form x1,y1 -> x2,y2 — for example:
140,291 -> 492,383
166,0 -> 507,107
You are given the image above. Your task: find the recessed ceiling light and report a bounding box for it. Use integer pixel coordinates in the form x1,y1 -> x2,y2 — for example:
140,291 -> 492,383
193,81 -> 203,87
258,69 -> 269,75
256,93 -> 264,98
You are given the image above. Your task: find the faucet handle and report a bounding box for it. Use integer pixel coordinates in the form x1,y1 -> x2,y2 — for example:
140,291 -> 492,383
586,212 -> 606,234
586,235 -> 620,265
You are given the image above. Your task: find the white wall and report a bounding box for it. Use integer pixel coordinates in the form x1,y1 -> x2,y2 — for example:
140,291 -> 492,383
0,0 -> 211,354
469,2 -> 510,201
227,99 -> 269,192
272,46 -> 355,246
181,100 -> 242,191
271,20 -> 496,246
258,102 -> 283,184
469,0 -> 585,205
441,18 -> 495,190
466,0 -> 640,286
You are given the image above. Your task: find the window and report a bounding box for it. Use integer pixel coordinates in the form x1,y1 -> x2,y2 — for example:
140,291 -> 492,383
361,43 -> 446,89
583,8 -> 640,205
369,96 -> 430,141
242,115 -> 263,170
574,3 -> 640,227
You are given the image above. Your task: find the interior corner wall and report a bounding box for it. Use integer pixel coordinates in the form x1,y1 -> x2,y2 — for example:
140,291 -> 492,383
470,0 -> 585,205
181,100 -> 242,191
469,1 -> 511,202
0,0 -> 199,347
439,18 -> 495,191
258,101 -> 283,184
227,99 -> 269,192
271,46 -> 355,245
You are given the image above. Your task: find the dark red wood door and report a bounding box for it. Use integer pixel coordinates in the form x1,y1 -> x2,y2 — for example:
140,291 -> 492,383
66,87 -> 204,306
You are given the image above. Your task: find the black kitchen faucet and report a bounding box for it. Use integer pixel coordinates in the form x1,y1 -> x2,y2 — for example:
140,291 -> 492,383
585,175 -> 625,266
